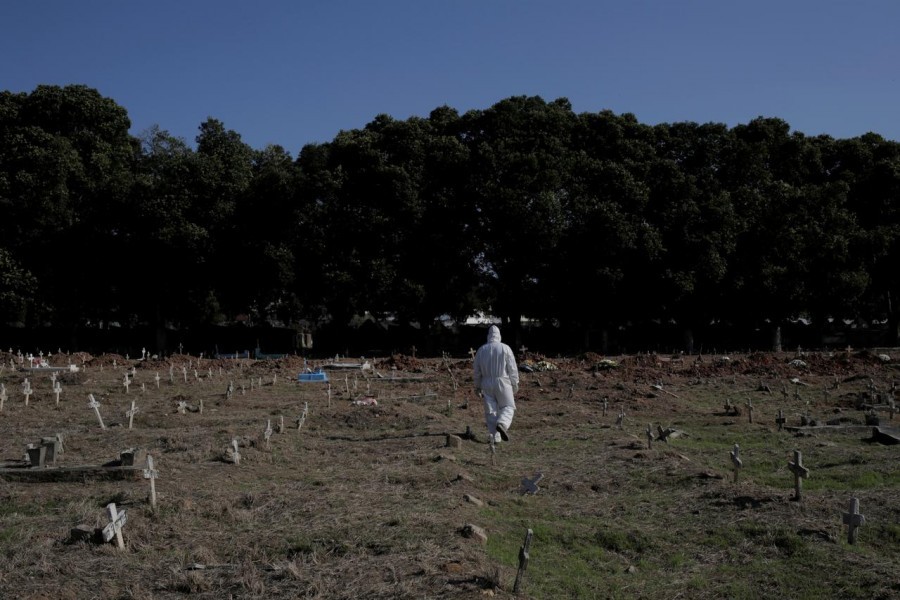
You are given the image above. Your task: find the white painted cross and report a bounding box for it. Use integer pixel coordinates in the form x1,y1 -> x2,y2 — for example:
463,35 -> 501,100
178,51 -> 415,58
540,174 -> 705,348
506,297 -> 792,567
277,415 -> 285,434
842,497 -> 865,544
22,378 -> 32,406
521,472 -> 544,495
154,372 -> 160,389
326,384 -> 332,408
0,383 -> 6,411
264,419 -> 273,449
230,439 -> 241,465
88,394 -> 106,429
226,381 -> 234,400
176,400 -> 187,414
297,402 -> 309,430
344,375 -> 349,395
123,373 -> 131,394
143,455 -> 158,509
730,443 -> 743,483
126,400 -> 139,429
102,502 -> 127,550
788,449 -> 809,500
182,366 -> 188,383
53,380 -> 62,405
615,409 -> 625,429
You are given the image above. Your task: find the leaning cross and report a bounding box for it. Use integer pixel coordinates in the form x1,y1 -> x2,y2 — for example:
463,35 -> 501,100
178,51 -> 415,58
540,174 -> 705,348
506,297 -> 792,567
143,455 -> 158,509
730,443 -> 743,483
842,497 -> 866,544
775,409 -> 787,431
513,528 -> 534,595
469,348 -> 476,360
521,472 -> 544,495
102,502 -> 127,550
126,400 -> 139,429
788,449 -> 810,500
88,394 -> 106,429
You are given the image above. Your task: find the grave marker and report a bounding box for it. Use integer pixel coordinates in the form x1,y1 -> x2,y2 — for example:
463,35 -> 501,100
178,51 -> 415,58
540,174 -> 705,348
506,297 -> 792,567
143,455 -> 158,509
123,374 -> 131,394
616,409 -> 625,429
775,409 -> 787,431
730,444 -> 743,483
787,449 -> 809,500
23,378 -> 32,405
0,383 -> 5,411
646,424 -> 653,449
513,528 -> 534,595
277,415 -> 285,434
154,372 -> 161,389
264,419 -> 273,449
521,472 -> 544,495
102,503 -> 127,550
602,397 -> 608,416
88,394 -> 106,429
229,439 -> 241,464
842,497 -> 865,544
745,398 -> 754,423
126,400 -> 139,429
297,402 -> 309,429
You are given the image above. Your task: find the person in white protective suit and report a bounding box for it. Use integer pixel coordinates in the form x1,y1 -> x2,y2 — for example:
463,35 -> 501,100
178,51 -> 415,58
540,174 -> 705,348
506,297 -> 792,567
473,325 -> 519,442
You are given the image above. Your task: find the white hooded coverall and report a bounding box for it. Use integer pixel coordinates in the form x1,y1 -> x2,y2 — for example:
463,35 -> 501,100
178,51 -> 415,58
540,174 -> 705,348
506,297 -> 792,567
473,325 -> 519,440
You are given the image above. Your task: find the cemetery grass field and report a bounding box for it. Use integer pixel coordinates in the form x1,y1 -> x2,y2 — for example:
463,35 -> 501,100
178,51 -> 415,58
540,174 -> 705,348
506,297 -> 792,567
1,349 -> 899,599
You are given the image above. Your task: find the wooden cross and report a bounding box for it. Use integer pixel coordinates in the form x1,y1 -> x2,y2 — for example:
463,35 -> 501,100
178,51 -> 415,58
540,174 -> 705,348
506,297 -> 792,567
513,528 -> 534,595
123,374 -> 131,394
730,444 -> 743,483
468,348 -> 476,360
326,384 -> 332,408
102,503 -> 127,550
88,394 -> 106,429
23,378 -> 32,406
297,402 -> 309,429
788,449 -> 809,500
143,455 -> 158,509
277,415 -> 285,434
775,409 -> 787,431
182,366 -> 188,383
230,439 -> 241,465
646,424 -> 654,449
842,497 -> 866,544
264,420 -> 273,448
616,410 -> 625,429
521,472 -> 544,495
745,398 -> 754,423
53,380 -> 62,405
126,400 -> 139,429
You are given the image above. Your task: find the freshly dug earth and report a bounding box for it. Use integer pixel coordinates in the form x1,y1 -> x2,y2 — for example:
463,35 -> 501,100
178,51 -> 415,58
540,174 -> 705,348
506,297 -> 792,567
1,349 -> 899,599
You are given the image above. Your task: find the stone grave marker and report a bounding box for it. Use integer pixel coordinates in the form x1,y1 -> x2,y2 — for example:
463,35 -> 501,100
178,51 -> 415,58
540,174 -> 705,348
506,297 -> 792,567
344,375 -> 350,395
126,400 -> 139,429
787,449 -> 809,500
25,443 -> 46,467
41,434 -> 63,464
730,443 -> 743,483
182,366 -> 188,383
102,503 -> 127,550
143,454 -> 158,509
842,497 -> 865,544
88,394 -> 106,429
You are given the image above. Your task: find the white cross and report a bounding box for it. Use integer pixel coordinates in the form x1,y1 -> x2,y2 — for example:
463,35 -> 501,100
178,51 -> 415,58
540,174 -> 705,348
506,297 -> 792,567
0,383 -> 6,411
123,374 -> 131,394
154,372 -> 161,388
102,503 -> 127,549
230,439 -> 241,464
53,380 -> 62,405
730,444 -> 743,483
22,378 -> 32,405
126,400 -> 139,429
297,402 -> 309,429
264,420 -> 273,448
143,455 -> 158,509
88,394 -> 106,429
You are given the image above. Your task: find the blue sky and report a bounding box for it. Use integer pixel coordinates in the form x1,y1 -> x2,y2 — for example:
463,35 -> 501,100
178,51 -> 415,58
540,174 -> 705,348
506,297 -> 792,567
3,1 -> 899,154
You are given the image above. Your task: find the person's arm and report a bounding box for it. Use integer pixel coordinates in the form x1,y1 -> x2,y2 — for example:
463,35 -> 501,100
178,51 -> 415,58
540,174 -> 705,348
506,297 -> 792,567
473,350 -> 483,391
506,346 -> 519,394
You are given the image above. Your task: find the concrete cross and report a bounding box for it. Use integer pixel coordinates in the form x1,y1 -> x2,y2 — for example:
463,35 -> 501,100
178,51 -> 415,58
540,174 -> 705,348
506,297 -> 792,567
143,454 -> 159,509
102,503 -> 127,550
730,444 -> 743,483
775,409 -> 787,431
788,449 -> 810,500
842,497 -> 866,544
126,400 -> 139,429
521,472 -> 544,495
88,394 -> 106,429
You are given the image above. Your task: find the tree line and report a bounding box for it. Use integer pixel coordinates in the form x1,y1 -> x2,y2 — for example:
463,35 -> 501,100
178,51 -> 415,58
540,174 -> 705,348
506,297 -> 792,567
2,84 -> 900,352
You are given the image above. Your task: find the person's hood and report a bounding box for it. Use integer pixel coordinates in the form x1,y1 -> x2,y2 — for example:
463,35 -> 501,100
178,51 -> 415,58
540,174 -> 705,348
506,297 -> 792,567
487,325 -> 501,343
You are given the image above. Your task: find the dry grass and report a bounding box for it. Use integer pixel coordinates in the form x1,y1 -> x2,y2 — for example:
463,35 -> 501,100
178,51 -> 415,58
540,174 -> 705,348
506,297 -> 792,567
1,349 -> 899,598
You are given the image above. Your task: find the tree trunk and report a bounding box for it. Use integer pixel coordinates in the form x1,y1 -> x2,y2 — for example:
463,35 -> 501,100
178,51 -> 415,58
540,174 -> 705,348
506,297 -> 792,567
683,328 -> 694,355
